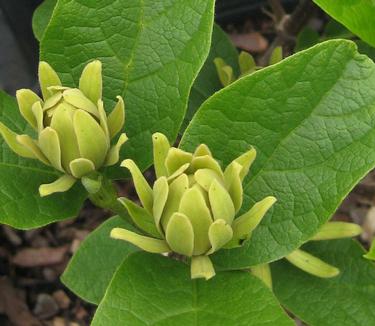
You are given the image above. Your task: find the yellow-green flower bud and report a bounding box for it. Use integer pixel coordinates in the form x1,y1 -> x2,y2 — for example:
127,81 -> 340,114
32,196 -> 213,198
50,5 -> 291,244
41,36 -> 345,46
0,61 -> 127,196
110,132 -> 276,280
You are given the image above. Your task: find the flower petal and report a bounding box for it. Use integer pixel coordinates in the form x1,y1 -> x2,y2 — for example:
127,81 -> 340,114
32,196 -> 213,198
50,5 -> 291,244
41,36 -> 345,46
69,158 -> 95,178
79,60 -> 102,105
165,212 -> 194,256
194,168 -> 224,192
16,135 -> 49,165
190,155 -> 223,176
104,133 -> 128,167
250,264 -> 272,289
50,103 -> 80,172
191,255 -> 215,280
110,228 -> 170,253
153,176 -> 169,234
16,89 -> 42,129
208,179 -> 235,224
165,147 -> 192,176
118,197 -> 160,238
207,219 -> 233,254
38,61 -> 61,100
32,101 -> 44,134
152,132 -> 170,178
121,159 -> 153,213
193,144 -> 212,157
230,196 -> 276,247
0,122 -> 35,158
107,96 -> 125,139
233,147 -> 256,181
39,174 -> 76,197
311,221 -> 362,241
223,161 -> 243,212
63,88 -> 99,118
38,127 -> 63,171
285,249 -> 340,278
161,173 -> 189,230
73,109 -> 109,168
179,187 -> 212,255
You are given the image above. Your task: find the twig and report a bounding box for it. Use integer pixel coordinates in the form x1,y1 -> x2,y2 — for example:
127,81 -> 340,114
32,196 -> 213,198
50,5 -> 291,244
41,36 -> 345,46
259,0 -> 317,66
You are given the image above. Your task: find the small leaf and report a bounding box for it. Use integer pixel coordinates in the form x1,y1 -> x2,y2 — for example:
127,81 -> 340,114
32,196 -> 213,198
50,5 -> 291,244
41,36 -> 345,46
39,174 -> 76,197
238,51 -> 256,76
269,46 -> 283,65
165,212 -> 194,256
79,60 -> 102,105
111,228 -> 170,253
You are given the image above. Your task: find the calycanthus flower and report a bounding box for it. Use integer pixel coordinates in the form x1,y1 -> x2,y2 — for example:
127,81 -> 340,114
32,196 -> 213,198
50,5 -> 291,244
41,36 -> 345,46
111,133 -> 276,280
0,60 -> 127,196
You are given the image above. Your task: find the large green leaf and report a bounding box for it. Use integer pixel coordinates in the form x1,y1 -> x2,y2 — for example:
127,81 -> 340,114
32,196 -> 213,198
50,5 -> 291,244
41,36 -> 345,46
92,252 -> 293,326
61,216 -> 138,305
32,0 -> 57,41
0,91 -> 86,229
272,239 -> 375,326
40,0 -> 215,177
313,0 -> 375,47
183,24 -> 239,130
181,40 -> 375,268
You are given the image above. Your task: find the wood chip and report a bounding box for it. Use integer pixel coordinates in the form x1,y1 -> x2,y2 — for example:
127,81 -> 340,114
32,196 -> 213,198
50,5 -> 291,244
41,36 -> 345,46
0,277 -> 41,326
12,246 -> 68,268
230,32 -> 268,53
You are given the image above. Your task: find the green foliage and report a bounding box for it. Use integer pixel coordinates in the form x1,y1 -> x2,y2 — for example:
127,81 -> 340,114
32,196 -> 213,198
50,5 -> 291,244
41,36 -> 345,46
40,0 -> 215,177
184,24 -> 239,131
92,252 -> 294,325
32,0 -> 57,41
313,0 -> 375,46
0,91 -> 86,229
61,216 -> 138,304
182,40 -> 375,268
273,239 -> 375,326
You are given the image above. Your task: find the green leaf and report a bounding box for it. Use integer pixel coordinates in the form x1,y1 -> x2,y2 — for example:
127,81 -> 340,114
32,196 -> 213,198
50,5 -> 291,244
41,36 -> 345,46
295,27 -> 320,52
92,252 -> 294,326
61,216 -> 138,305
40,0 -> 215,177
313,0 -> 375,47
0,91 -> 86,229
181,40 -> 375,268
183,24 -> 239,131
32,0 -> 57,41
272,239 -> 375,326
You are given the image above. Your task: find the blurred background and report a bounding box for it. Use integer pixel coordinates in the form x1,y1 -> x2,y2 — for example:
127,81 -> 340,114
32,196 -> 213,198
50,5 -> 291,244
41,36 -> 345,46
0,1 -> 374,325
